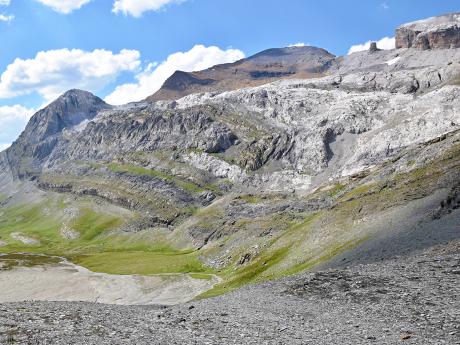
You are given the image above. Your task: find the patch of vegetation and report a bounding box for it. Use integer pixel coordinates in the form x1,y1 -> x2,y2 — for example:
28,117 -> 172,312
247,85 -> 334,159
0,198 -> 124,254
189,273 -> 215,281
72,208 -> 124,241
0,202 -> 61,246
73,251 -> 210,275
238,194 -> 262,204
199,247 -> 290,298
0,253 -> 61,271
2,137 -> 459,301
327,183 -> 346,198
283,236 -> 369,276
340,182 -> 376,201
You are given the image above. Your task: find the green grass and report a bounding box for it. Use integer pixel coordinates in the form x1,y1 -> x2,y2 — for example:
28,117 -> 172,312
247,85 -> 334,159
72,251 -> 209,275
0,203 -> 61,246
72,208 -> 124,241
0,199 -> 125,254
327,183 -> 346,197
238,194 -> 262,204
39,173 -> 189,221
0,198 -> 215,278
189,273 -> 215,281
198,247 -> 290,298
340,182 -> 376,201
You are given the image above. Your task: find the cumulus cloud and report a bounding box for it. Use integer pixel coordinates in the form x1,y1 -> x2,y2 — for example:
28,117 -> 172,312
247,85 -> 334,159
105,44 -> 245,105
112,0 -> 185,17
348,37 -> 395,55
0,104 -> 35,151
35,0 -> 92,14
0,14 -> 13,22
0,48 -> 141,102
0,0 -> 10,6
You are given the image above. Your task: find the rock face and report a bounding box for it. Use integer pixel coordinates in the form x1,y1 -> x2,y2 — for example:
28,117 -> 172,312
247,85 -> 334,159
396,12 -> 460,49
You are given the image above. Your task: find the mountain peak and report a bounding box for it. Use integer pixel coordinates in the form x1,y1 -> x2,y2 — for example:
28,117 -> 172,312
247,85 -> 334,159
52,89 -> 107,109
148,45 -> 336,102
17,89 -> 110,147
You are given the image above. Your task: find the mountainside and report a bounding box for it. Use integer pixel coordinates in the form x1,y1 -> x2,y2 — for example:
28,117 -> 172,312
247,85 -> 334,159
0,13 -> 459,302
147,46 -> 336,101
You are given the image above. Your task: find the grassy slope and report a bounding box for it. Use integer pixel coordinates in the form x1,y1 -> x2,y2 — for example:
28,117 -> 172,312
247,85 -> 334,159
198,137 -> 460,297
0,136 -> 458,297
0,196 -> 210,275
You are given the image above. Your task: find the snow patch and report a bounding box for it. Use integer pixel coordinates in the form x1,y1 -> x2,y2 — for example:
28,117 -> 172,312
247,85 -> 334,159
386,57 -> 401,66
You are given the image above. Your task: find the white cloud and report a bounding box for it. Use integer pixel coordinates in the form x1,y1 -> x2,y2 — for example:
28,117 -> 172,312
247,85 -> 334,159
112,0 -> 185,17
0,14 -> 13,22
0,48 -> 141,102
105,44 -> 245,105
288,43 -> 307,47
348,36 -> 395,55
0,105 -> 35,150
0,0 -> 11,6
35,0 -> 92,14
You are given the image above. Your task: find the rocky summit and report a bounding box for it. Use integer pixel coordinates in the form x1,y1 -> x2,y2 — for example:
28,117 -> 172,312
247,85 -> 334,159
0,12 -> 459,345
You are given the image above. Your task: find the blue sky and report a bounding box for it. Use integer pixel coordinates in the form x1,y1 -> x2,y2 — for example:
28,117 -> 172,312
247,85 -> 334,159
0,0 -> 458,149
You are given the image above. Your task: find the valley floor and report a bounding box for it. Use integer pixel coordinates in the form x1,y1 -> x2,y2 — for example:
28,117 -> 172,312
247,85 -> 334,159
1,240 -> 459,345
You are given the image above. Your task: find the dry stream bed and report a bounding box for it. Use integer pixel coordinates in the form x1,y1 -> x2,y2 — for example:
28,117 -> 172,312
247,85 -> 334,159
0,253 -> 219,305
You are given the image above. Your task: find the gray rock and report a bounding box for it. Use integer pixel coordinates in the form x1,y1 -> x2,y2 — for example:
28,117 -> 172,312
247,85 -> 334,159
396,13 -> 460,50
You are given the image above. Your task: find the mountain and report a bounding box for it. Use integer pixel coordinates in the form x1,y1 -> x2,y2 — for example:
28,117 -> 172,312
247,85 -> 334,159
396,12 -> 460,49
4,89 -> 111,179
0,13 -> 459,303
147,46 -> 336,101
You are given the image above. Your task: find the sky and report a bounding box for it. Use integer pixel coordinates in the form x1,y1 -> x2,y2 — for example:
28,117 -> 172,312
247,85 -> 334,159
0,0 -> 458,150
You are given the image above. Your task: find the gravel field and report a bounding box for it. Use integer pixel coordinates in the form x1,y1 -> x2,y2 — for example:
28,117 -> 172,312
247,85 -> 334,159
1,241 -> 459,345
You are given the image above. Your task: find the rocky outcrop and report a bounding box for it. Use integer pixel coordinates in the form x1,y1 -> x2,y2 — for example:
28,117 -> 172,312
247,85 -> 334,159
45,105 -> 237,168
396,13 -> 460,50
